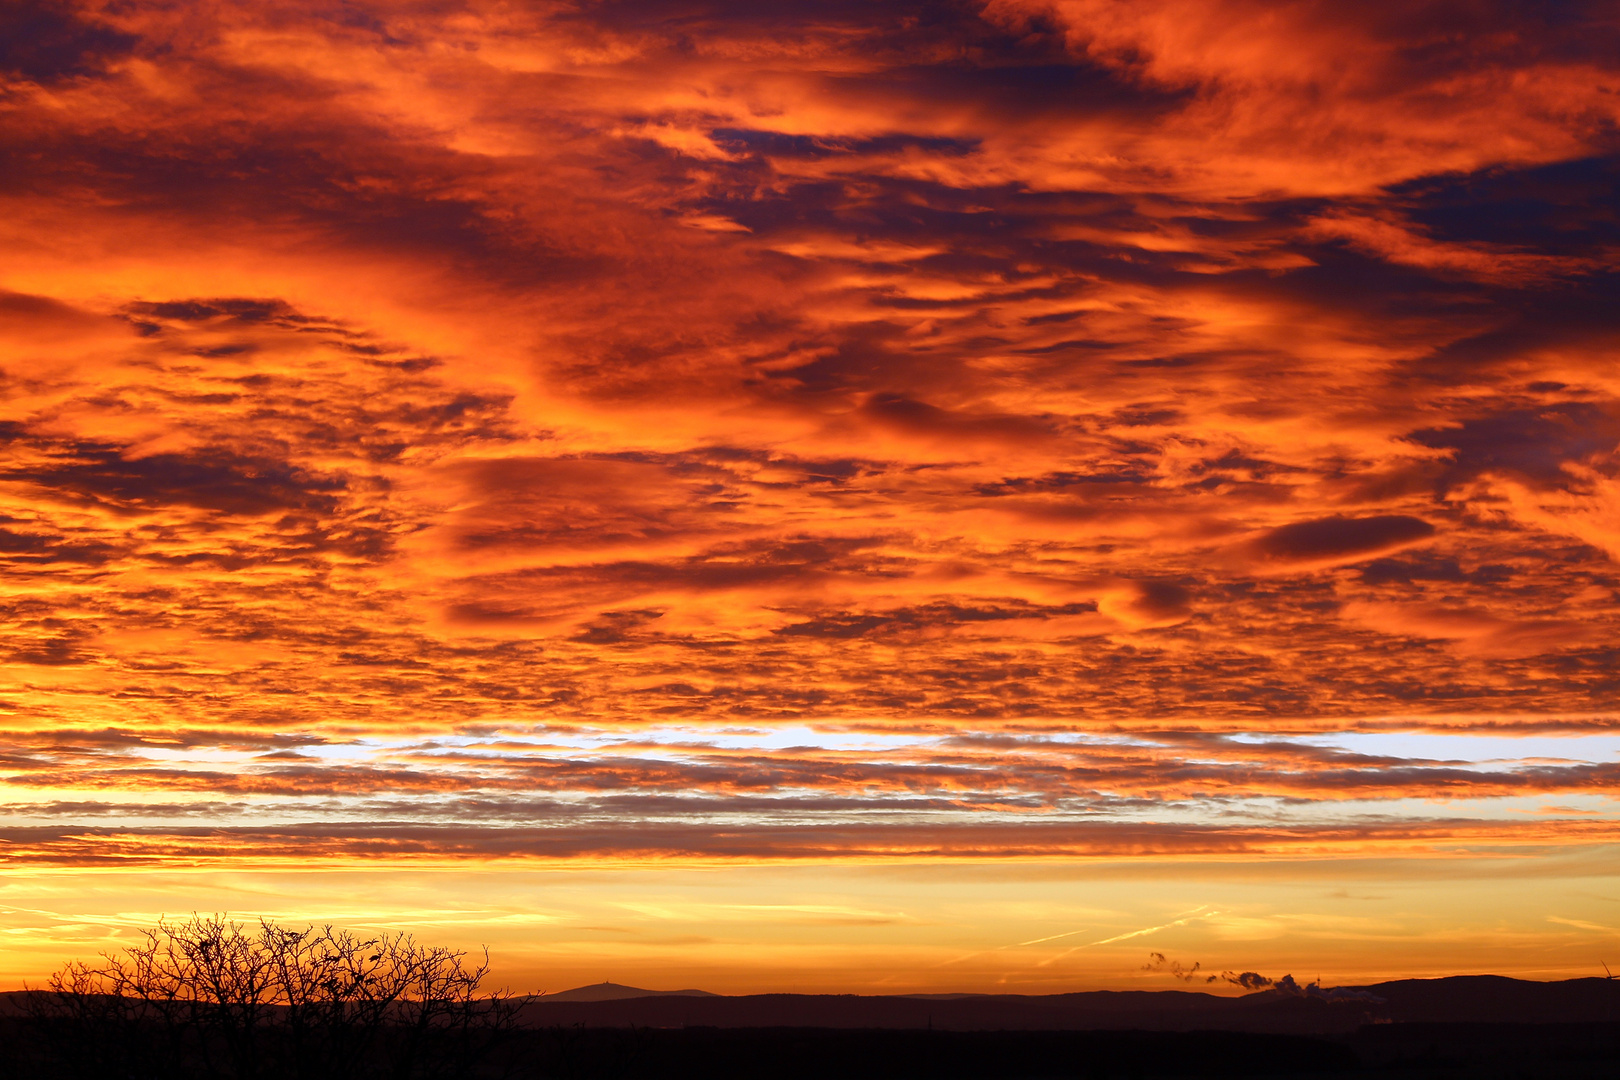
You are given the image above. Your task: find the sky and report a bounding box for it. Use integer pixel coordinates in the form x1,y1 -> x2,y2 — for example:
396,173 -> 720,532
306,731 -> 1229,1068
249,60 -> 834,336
1,0 -> 1619,995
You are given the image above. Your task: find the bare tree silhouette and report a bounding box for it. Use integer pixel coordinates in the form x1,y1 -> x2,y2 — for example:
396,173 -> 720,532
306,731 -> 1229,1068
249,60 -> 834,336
20,915 -> 518,1080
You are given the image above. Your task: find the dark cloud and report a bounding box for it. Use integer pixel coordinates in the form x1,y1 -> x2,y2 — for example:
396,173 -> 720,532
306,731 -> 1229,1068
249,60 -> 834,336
975,468 -> 1155,494
9,444 -> 347,516
125,298 -> 301,325
1411,403 -> 1620,489
826,56 -> 1192,124
775,602 -> 1098,640
1393,155 -> 1620,255
1117,582 -> 1193,624
710,129 -> 981,162
1406,286 -> 1620,381
1248,516 -> 1436,567
0,289 -> 106,327
0,527 -> 118,565
1357,554 -> 1477,586
571,609 -> 666,644
7,638 -> 92,666
0,2 -> 137,82
860,393 -> 1057,442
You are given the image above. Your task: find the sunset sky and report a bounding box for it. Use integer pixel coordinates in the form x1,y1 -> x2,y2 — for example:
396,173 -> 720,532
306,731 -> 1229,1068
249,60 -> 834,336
2,0 -> 1619,995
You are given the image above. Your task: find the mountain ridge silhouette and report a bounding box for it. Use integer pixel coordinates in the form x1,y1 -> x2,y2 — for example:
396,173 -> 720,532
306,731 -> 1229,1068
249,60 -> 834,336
542,980 -> 719,1002
515,974 -> 1620,1032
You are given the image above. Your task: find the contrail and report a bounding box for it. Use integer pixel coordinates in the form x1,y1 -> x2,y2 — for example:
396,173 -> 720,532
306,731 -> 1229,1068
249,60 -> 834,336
1033,906 -> 1220,968
1090,908 -> 1215,947
935,905 -> 1215,968
934,926 -> 1100,966
1013,926 -> 1103,947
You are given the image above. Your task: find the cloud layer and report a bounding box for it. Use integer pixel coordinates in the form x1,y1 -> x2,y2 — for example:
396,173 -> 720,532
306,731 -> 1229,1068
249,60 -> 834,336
0,0 -> 1617,879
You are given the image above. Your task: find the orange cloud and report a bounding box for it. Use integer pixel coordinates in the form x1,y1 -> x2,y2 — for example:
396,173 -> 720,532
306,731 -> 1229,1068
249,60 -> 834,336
0,0 -> 1617,988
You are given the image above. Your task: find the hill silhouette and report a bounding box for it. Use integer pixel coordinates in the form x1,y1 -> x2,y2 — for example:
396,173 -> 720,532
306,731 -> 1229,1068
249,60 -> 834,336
543,981 -> 719,1002
517,975 -> 1620,1032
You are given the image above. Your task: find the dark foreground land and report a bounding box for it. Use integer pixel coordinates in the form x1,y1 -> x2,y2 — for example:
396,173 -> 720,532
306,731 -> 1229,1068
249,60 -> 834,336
488,1022 -> 1620,1079
6,1018 -> 1620,1079
5,976 -> 1620,1078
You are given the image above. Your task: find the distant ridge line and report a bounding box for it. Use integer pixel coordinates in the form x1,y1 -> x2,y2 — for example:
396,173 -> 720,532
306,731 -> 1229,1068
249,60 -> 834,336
542,981 -> 719,1002
519,975 -> 1620,1032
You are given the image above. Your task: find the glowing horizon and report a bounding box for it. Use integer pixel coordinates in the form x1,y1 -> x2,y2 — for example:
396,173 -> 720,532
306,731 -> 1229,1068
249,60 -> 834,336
2,0 -> 1619,993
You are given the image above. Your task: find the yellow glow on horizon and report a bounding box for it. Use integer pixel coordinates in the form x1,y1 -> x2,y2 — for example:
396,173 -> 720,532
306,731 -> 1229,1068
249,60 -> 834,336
6,852 -> 1620,994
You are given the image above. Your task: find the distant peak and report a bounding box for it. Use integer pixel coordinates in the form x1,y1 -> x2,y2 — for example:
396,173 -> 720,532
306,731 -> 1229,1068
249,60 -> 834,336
543,981 -> 720,1002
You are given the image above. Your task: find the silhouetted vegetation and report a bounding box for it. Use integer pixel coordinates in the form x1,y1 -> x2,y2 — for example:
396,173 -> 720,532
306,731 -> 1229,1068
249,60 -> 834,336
9,915 -> 517,1079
